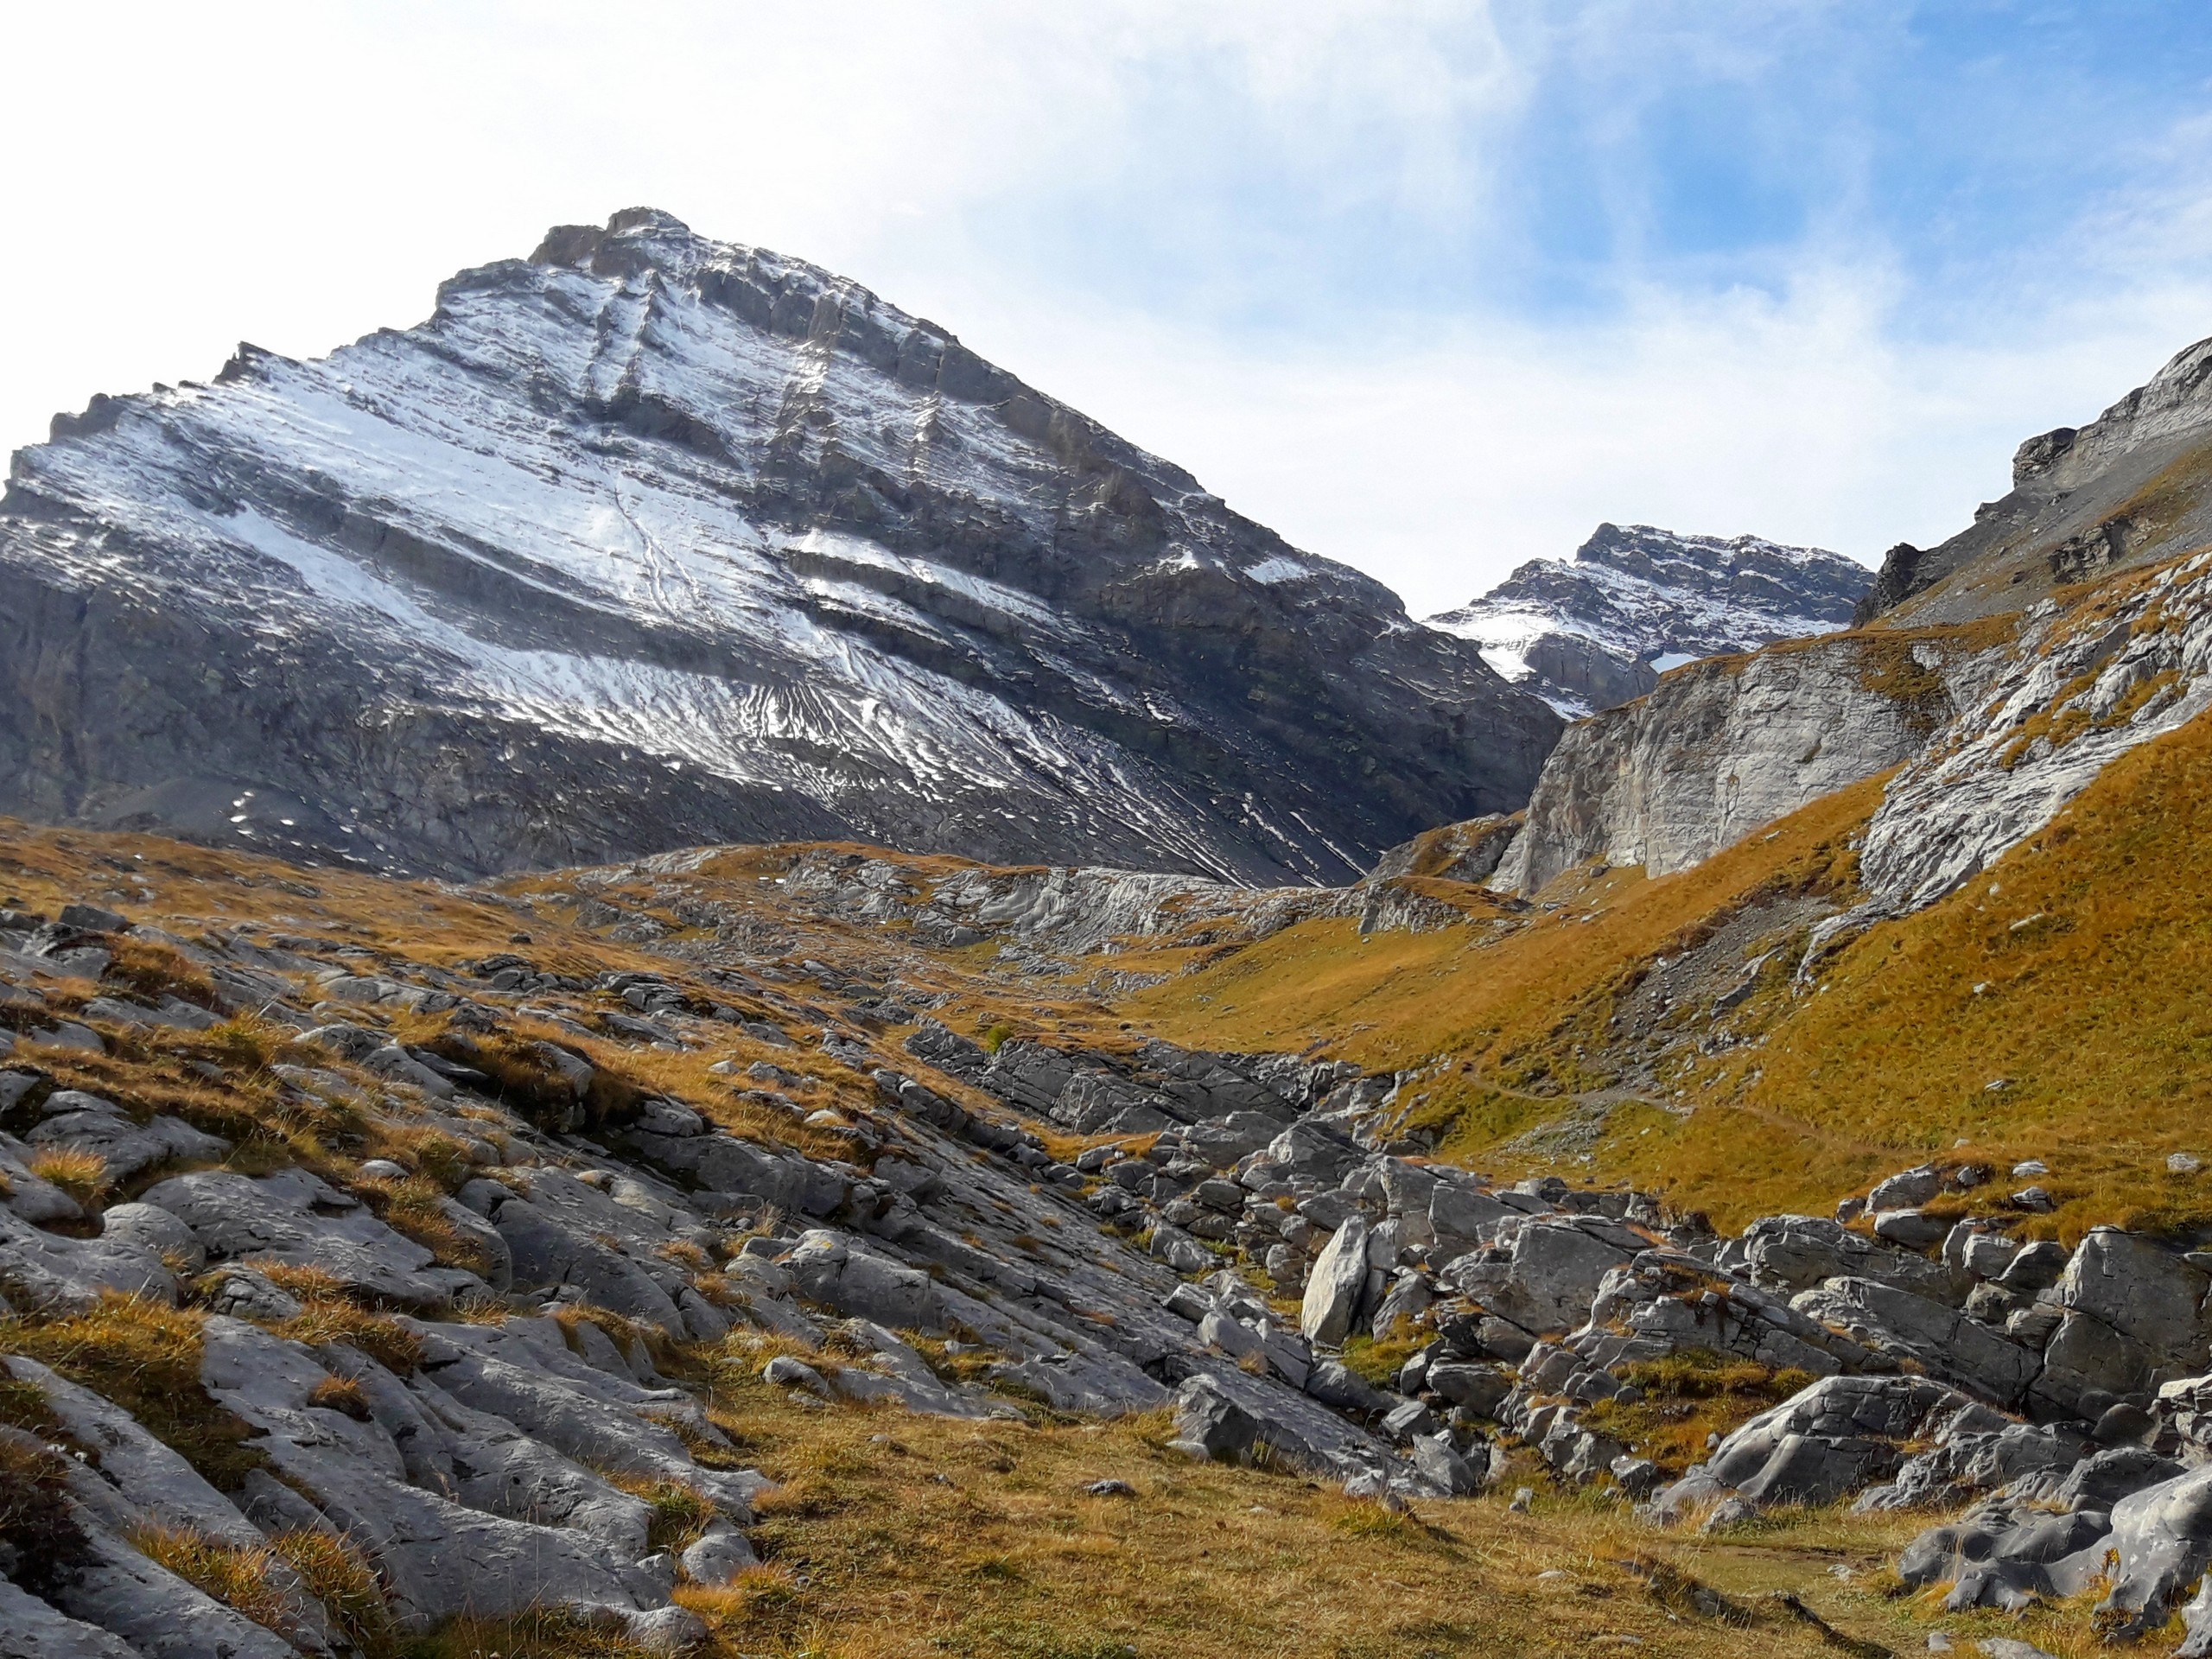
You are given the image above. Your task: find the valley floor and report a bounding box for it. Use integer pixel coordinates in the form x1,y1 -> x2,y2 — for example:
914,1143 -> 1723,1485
6,738 -> 2212,1655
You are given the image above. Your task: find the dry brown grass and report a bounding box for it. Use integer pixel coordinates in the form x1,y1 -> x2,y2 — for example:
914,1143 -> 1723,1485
0,1294 -> 266,1489
1649,702 -> 2212,1241
353,1171 -> 497,1277
1584,1351 -> 1815,1476
27,1145 -> 109,1206
604,1471 -> 718,1555
254,1265 -> 429,1375
128,1527 -> 296,1636
271,1529 -> 397,1656
104,936 -> 223,1009
615,1352 -> 1976,1658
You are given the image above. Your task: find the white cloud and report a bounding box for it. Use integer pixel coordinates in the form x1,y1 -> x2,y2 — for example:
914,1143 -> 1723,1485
3,1 -> 2209,620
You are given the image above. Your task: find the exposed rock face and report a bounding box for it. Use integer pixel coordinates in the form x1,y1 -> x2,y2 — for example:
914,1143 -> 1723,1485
1859,334 -> 2212,626
1495,626 -> 2002,892
1364,813 -> 1521,885
1861,550 -> 2212,907
1428,523 -> 1870,717
0,208 -> 1559,885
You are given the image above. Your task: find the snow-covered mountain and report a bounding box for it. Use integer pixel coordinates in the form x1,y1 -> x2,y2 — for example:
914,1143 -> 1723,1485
1425,523 -> 1873,717
0,209 -> 1560,884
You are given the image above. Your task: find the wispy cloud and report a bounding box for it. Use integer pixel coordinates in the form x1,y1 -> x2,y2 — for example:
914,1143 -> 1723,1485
4,2 -> 2209,613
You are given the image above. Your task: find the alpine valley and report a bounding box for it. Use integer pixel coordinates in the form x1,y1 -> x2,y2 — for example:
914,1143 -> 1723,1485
12,212 -> 2212,1659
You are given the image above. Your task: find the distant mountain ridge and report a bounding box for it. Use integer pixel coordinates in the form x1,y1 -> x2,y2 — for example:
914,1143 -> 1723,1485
0,208 -> 1560,884
1427,523 -> 1873,716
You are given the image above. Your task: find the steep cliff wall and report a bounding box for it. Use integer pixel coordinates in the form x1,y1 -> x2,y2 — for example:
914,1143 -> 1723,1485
1495,626 -> 2007,893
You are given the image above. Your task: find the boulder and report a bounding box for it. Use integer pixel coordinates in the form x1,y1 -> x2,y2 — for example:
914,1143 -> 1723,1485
1171,1376 -> 1262,1463
0,1206 -> 178,1313
141,1167 -> 476,1310
1649,1375 -> 1968,1521
0,1577 -> 143,1659
1301,1217 -> 1370,1346
1872,1208 -> 1948,1249
2089,1462 -> 2212,1640
1790,1277 -> 2038,1406
785,1231 -> 947,1333
1739,1214 -> 1960,1303
1408,1433 -> 1485,1497
2062,1230 -> 2208,1344
1868,1164 -> 1946,1211
22,1090 -> 228,1184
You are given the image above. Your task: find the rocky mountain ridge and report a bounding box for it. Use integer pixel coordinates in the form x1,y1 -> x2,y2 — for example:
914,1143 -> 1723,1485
1427,522 -> 1871,717
1495,332 -> 2212,911
0,208 -> 1559,887
1859,332 -> 2212,626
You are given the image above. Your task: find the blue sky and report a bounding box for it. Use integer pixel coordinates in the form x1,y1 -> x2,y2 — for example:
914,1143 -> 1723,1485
7,3 -> 2212,612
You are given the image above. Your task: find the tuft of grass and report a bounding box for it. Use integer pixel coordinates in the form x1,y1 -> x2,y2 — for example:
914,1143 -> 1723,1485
307,1374 -> 373,1421
129,1526 -> 302,1638
0,1294 -> 266,1489
403,1606 -> 660,1659
257,1267 -> 429,1376
27,1145 -> 108,1207
605,1472 -> 717,1555
354,1173 -> 496,1277
1586,1350 -> 1815,1475
105,938 -> 222,1010
270,1529 -> 396,1658
1338,1332 -> 1424,1389
200,1014 -> 285,1074
421,1028 -> 645,1135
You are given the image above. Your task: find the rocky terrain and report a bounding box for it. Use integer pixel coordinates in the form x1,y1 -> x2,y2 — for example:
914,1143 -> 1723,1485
1859,333 -> 2212,626
0,208 -> 1559,887
5,811 -> 2212,1657
1493,334 -> 2212,907
1427,522 -> 1871,717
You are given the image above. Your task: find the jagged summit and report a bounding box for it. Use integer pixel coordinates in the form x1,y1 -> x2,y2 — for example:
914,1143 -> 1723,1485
0,209 -> 1560,883
1426,523 -> 1872,717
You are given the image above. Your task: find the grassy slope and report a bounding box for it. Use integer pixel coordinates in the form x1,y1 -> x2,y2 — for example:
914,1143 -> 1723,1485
1696,699 -> 2212,1243
1127,699 -> 2212,1239
454,1358 -> 1980,1659
1122,777 -> 1880,1222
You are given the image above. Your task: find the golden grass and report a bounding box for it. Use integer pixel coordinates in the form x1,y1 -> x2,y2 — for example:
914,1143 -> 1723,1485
0,1294 -> 266,1489
1656,701 -> 2212,1241
354,1172 -> 497,1277
256,1266 -> 429,1375
133,1522 -> 402,1656
271,1529 -> 396,1656
621,1352 -> 1973,1658
604,1471 -> 718,1555
128,1526 -> 298,1637
1584,1351 -> 1816,1476
104,936 -> 223,1009
406,1606 -> 661,1659
27,1145 -> 109,1206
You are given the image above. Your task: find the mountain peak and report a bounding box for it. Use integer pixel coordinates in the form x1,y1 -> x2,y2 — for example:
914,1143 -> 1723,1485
0,216 -> 1559,884
1427,524 -> 1872,717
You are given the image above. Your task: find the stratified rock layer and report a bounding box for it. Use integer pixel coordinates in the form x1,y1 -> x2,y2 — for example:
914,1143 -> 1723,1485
0,208 -> 1559,884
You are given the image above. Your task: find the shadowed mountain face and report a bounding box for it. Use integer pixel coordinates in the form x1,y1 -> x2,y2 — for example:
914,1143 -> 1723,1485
0,208 -> 1560,884
1429,523 -> 1871,717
